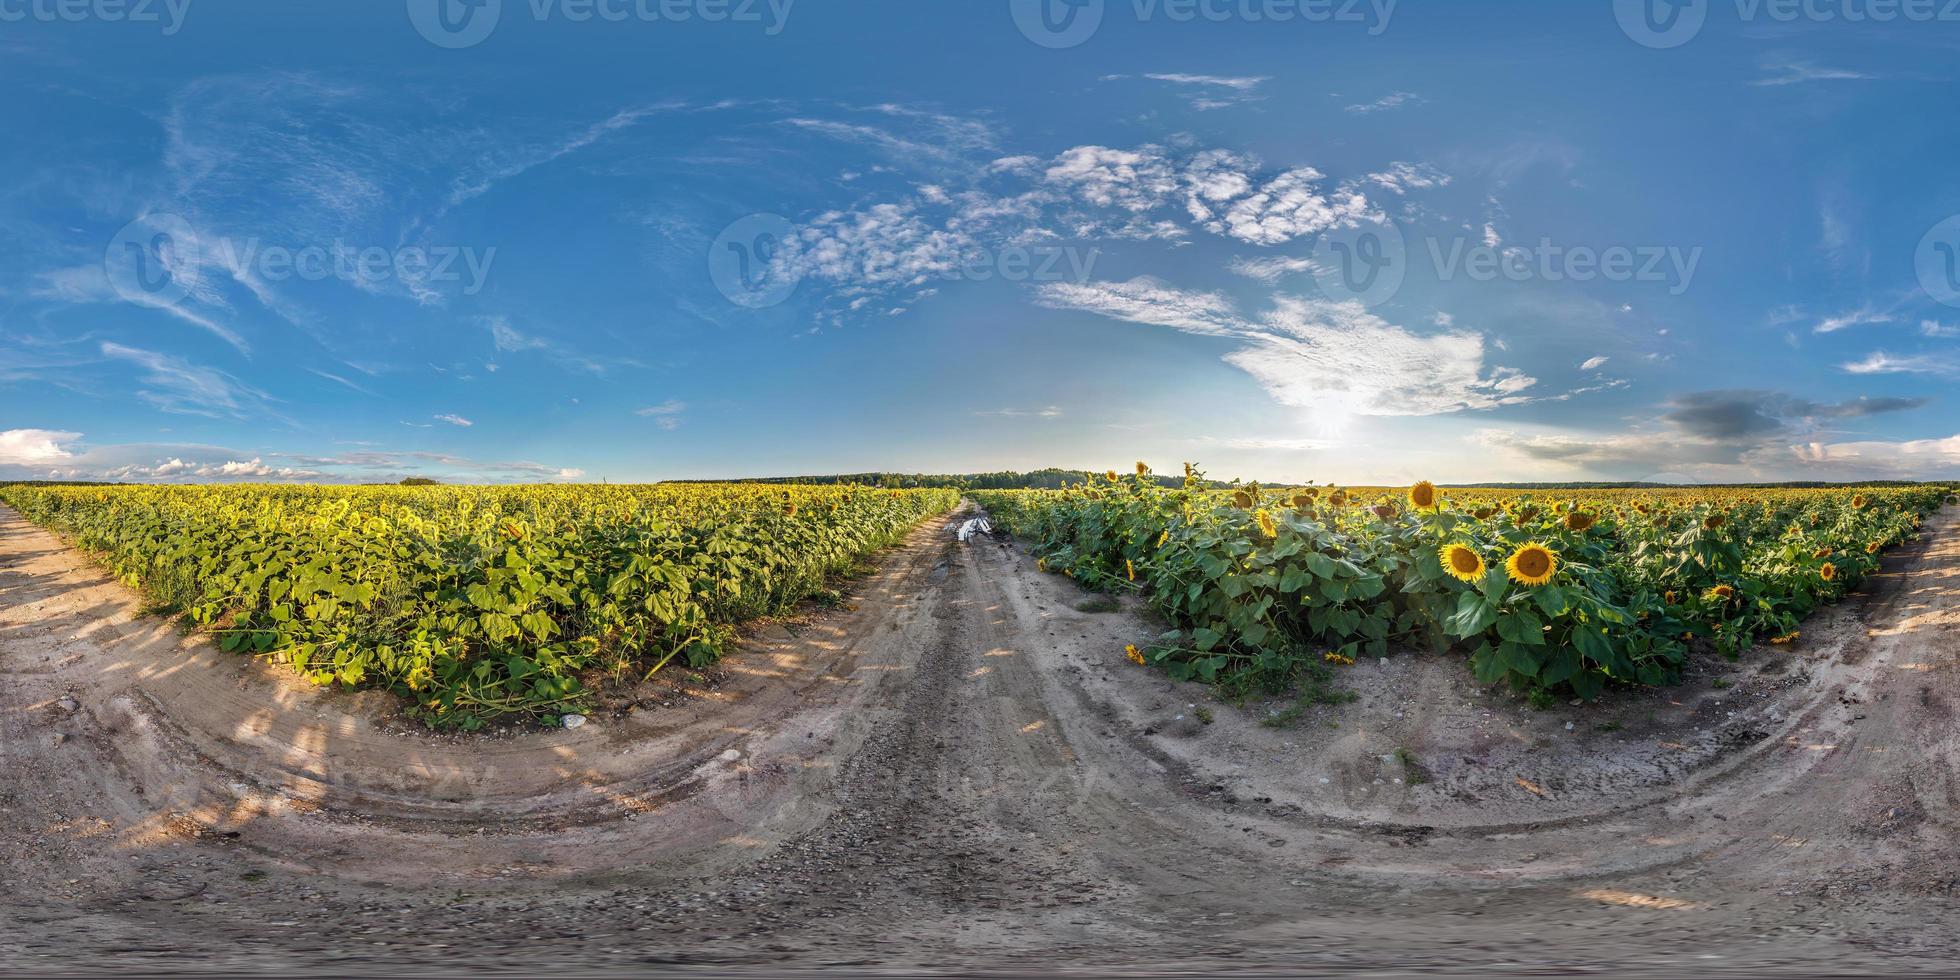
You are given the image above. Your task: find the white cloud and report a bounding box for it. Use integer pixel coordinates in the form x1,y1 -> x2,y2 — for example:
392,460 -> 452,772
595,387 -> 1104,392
1222,437 -> 1336,451
1579,355 -> 1611,371
1228,255 -> 1319,284
1131,73 -> 1270,110
1036,278 -> 1536,417
99,342 -> 269,418
1922,320 -> 1960,339
1036,277 -> 1244,337
1782,434 -> 1960,477
636,399 -> 686,430
1043,145 -> 1180,213
1221,168 -> 1378,246
1359,162 -> 1450,195
1753,59 -> 1875,87
973,406 -> 1063,419
1841,351 -> 1960,377
0,429 -> 81,466
1141,73 -> 1268,91
1345,92 -> 1424,114
1815,307 -> 1893,333
435,414 -> 474,427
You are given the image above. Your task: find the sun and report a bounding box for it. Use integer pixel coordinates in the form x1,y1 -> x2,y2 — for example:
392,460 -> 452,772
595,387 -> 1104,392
1505,543 -> 1558,586
1440,542 -> 1486,583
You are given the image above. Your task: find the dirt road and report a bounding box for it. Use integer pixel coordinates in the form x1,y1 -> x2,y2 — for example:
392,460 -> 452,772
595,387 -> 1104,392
3,501 -> 1959,975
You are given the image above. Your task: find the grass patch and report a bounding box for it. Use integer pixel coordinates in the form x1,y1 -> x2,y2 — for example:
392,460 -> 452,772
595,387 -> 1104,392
1073,595 -> 1121,613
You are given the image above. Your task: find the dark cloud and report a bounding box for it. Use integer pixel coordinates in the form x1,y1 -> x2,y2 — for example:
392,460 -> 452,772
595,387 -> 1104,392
1661,390 -> 1927,440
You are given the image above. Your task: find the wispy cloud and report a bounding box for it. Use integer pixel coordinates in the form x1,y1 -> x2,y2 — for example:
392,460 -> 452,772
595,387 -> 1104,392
1752,58 -> 1875,87
1106,72 -> 1271,110
973,406 -> 1063,419
98,342 -> 270,418
1228,255 -> 1319,284
1344,91 -> 1424,114
1814,306 -> 1894,333
1841,351 -> 1960,377
636,399 -> 687,430
435,413 -> 474,427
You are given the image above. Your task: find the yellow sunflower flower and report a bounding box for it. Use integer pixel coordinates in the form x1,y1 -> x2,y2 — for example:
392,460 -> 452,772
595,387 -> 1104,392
1125,644 -> 1145,665
1408,480 -> 1438,511
1256,508 -> 1278,539
1440,542 -> 1486,583
1505,543 -> 1558,586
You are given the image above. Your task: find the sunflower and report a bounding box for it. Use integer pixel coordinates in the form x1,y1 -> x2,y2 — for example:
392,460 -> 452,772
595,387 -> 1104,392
1852,494 -> 1869,510
1291,492 -> 1313,509
1704,514 -> 1727,531
1511,504 -> 1540,524
1706,584 -> 1736,602
1328,490 -> 1348,507
1105,470 -> 1120,483
1125,644 -> 1145,665
1867,541 -> 1882,554
783,501 -> 798,517
1256,509 -> 1279,539
1769,631 -> 1801,645
1157,529 -> 1170,548
1564,510 -> 1598,532
1408,480 -> 1439,511
1820,562 -> 1837,582
1373,504 -> 1396,520
1505,543 -> 1558,586
1813,547 -> 1833,560
1323,651 -> 1355,666
1440,542 -> 1486,583
1474,507 -> 1495,520
1135,461 -> 1148,476
1126,558 -> 1136,582
1232,489 -> 1255,509
1664,590 -> 1678,605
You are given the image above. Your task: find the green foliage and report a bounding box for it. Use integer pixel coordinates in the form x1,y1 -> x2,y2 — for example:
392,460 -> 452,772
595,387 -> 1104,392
0,482 -> 957,729
977,473 -> 1947,702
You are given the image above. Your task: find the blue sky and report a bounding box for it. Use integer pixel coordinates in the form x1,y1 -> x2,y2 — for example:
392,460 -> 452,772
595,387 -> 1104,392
3,0 -> 1959,485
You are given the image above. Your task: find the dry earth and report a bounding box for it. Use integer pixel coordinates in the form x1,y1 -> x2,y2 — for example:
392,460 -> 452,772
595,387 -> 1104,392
3,500 -> 1959,976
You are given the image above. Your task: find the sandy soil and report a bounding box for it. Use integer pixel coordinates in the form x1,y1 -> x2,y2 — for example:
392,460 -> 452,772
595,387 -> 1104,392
3,499 -> 1959,976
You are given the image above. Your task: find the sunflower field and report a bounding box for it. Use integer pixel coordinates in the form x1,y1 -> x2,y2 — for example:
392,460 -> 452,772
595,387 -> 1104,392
974,469 -> 1953,701
0,482 -> 957,728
